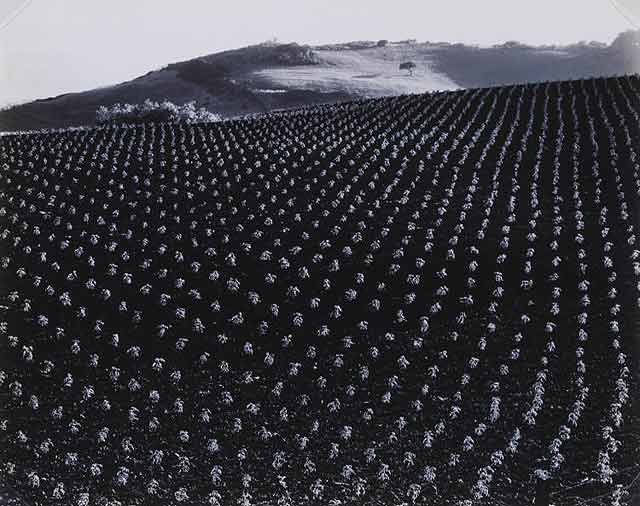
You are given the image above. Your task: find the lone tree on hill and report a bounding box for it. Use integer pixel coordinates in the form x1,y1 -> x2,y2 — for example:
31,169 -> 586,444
399,61 -> 417,76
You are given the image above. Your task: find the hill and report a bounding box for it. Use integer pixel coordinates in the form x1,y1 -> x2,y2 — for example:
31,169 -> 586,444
0,75 -> 638,505
1,31 -> 639,132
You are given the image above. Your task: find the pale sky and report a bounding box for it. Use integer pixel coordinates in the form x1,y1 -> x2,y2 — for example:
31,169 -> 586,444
0,0 -> 636,107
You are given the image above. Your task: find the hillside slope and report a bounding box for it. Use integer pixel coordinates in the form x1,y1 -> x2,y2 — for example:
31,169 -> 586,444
0,76 -> 638,506
1,32 -> 639,132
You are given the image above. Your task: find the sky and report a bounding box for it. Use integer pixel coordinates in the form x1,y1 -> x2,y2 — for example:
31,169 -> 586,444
0,0 -> 637,107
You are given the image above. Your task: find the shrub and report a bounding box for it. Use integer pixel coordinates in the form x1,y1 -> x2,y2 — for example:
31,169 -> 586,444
399,61 -> 417,75
96,99 -> 221,125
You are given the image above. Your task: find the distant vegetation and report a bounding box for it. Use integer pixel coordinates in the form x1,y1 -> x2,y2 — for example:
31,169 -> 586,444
197,42 -> 319,68
96,99 -> 221,125
400,61 -> 417,75
611,29 -> 640,50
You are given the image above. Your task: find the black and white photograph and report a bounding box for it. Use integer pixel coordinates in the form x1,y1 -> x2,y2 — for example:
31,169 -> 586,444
0,1 -> 639,505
